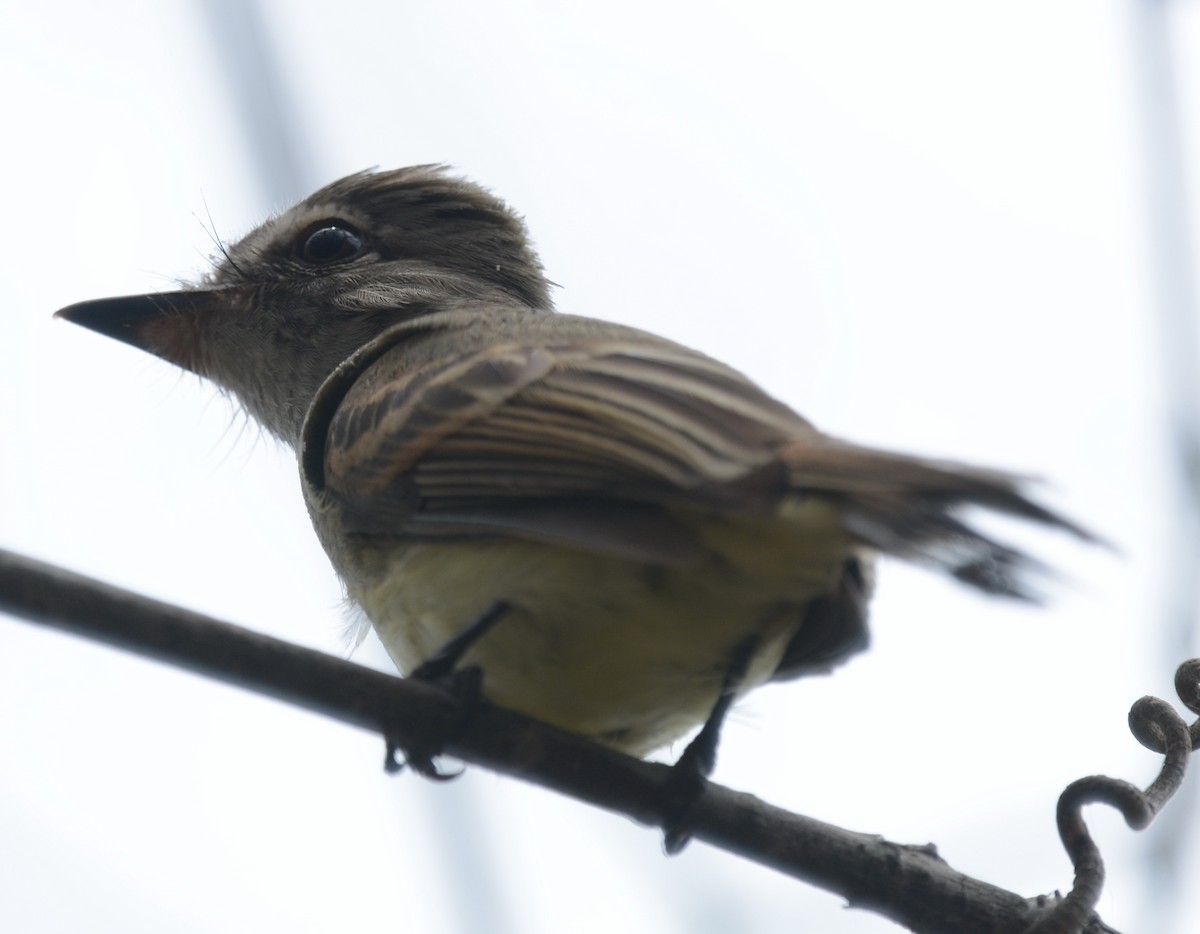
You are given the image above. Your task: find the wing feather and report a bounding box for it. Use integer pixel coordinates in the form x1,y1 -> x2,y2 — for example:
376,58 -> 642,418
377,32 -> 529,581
310,313 -> 1090,593
327,337 -> 805,510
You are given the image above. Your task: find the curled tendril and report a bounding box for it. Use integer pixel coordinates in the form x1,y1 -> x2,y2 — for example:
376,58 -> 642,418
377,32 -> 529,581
1026,658 -> 1198,934
1177,657 -> 1200,736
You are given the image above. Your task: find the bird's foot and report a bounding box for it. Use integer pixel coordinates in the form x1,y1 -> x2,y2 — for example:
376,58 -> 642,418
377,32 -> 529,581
384,602 -> 510,779
661,636 -> 758,854
384,666 -> 483,780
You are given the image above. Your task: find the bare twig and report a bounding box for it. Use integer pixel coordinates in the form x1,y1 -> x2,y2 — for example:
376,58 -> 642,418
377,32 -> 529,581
1027,661 -> 1199,934
0,547 -> 1189,933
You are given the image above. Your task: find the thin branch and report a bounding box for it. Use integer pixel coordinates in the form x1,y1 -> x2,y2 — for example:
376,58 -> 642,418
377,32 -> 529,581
0,547 -> 1186,933
1027,691 -> 1192,934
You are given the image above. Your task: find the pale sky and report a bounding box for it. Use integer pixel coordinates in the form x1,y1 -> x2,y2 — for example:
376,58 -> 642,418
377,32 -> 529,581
2,2 -> 1198,932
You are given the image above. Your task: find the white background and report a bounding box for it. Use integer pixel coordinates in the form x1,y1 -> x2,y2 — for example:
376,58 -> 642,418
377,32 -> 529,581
2,2 -> 1198,932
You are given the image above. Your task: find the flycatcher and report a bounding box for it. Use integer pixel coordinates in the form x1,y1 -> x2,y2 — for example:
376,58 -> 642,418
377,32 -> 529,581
57,166 -> 1089,765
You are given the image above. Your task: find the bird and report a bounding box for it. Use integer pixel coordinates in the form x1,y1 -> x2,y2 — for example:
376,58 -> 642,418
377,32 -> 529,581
56,165 -> 1091,775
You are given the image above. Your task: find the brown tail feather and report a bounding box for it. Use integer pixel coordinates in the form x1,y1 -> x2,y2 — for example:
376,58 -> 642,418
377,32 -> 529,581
782,440 -> 1097,600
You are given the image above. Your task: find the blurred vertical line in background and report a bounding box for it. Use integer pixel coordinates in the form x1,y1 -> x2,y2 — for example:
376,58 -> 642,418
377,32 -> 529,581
191,3 -> 523,932
196,0 -> 316,205
1128,1 -> 1200,931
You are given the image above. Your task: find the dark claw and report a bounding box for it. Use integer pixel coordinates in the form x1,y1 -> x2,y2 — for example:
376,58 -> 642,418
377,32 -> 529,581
662,765 -> 708,855
384,739 -> 405,775
383,666 -> 486,780
384,735 -> 464,781
661,705 -> 729,854
661,637 -> 759,854
383,603 -> 507,781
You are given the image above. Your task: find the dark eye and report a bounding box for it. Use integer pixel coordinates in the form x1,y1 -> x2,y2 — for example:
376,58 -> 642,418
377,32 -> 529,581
299,223 -> 364,265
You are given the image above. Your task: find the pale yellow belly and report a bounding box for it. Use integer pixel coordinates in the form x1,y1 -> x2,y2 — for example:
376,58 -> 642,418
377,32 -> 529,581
346,504 -> 856,757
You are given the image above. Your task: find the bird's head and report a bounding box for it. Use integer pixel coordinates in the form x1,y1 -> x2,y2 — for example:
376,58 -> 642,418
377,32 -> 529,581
56,166 -> 553,444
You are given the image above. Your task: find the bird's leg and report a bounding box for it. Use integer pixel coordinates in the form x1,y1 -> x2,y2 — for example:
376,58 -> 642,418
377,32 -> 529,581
385,600 -> 511,779
662,634 -> 760,854
411,600 -> 510,682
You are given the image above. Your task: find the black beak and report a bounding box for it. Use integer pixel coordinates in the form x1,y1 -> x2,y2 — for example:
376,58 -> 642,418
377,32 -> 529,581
55,289 -> 241,372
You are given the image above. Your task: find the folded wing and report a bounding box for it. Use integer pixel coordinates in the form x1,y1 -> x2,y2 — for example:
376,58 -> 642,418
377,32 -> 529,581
312,314 -> 1091,595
